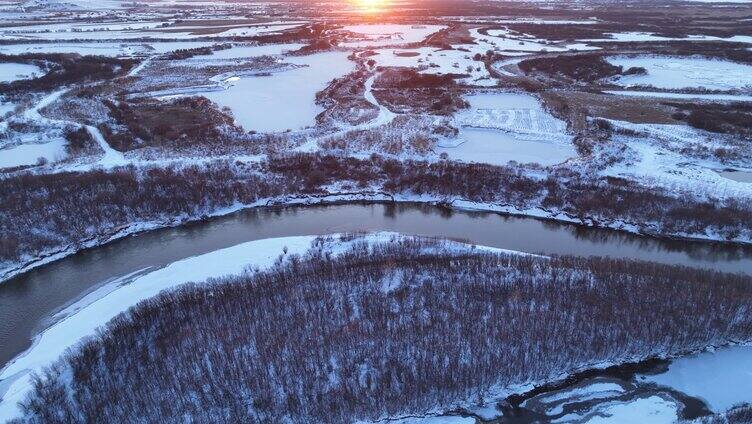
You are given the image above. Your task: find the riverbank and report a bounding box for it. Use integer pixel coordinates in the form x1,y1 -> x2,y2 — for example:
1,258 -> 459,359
3,188 -> 752,285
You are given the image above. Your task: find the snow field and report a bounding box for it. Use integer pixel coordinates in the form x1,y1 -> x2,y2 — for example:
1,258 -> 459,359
606,56 -> 752,91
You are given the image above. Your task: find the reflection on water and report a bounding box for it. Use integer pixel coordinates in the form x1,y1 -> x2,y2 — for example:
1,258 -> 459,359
2,202 -> 751,367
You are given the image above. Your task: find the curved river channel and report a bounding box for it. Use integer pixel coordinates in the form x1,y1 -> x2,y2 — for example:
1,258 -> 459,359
2,203 -> 752,384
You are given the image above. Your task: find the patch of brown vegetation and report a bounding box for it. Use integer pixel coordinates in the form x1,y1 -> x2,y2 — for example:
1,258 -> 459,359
424,24 -> 474,48
101,96 -> 240,151
373,68 -> 467,115
542,91 -> 680,130
316,70 -> 379,126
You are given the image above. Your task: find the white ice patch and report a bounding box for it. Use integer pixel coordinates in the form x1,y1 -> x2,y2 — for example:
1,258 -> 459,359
603,90 -> 752,102
201,51 -> 354,133
639,345 -> 752,413
0,41 -> 215,57
588,31 -> 752,44
556,395 -> 679,423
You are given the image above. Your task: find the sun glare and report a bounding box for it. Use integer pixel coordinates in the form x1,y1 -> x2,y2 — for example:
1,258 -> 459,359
355,0 -> 386,13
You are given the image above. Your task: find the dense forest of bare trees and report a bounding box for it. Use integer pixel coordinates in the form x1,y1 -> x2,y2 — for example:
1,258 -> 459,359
11,237 -> 752,423
2,153 -> 751,272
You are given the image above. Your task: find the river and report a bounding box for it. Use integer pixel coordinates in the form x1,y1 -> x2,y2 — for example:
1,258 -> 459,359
2,202 -> 752,369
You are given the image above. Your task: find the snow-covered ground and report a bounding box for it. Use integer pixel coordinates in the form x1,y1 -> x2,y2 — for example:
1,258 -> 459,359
606,56 -> 752,91
440,92 -> 575,166
0,62 -> 44,83
588,32 -> 752,44
0,233 -> 522,422
480,28 -> 600,53
604,90 -> 752,102
1,88 -> 73,168
188,42 -> 305,61
484,28 -> 571,53
0,41 -> 215,57
405,343 -> 752,424
201,51 -> 353,132
84,125 -> 125,166
602,121 -> 752,200
0,21 -> 303,41
365,26 -> 596,87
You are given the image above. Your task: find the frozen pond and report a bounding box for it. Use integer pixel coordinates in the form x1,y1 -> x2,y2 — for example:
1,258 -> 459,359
371,46 -> 496,86
606,56 -> 752,91
442,93 -> 575,166
0,140 -> 67,169
640,345 -> 752,413
202,51 -> 354,133
0,63 -> 43,83
718,170 -> 752,183
519,378 -> 683,423
0,101 -> 14,117
439,127 -> 575,166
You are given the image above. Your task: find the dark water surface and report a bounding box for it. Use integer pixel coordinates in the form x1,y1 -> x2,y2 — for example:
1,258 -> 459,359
2,202 -> 752,367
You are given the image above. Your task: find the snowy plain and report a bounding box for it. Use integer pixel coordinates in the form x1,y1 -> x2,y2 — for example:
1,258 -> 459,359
606,56 -> 752,91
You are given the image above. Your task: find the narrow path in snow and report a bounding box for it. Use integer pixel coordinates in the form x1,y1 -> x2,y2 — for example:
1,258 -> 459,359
296,72 -> 397,152
16,88 -> 126,169
22,88 -> 70,121
491,57 -> 526,77
361,73 -> 396,128
85,125 -> 126,166
125,57 -> 151,78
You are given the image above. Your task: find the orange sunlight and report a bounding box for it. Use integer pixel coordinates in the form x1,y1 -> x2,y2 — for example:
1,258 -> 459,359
354,0 -> 387,13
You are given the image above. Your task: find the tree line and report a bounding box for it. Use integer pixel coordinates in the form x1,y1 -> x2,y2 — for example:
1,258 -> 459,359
2,153 -> 750,271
